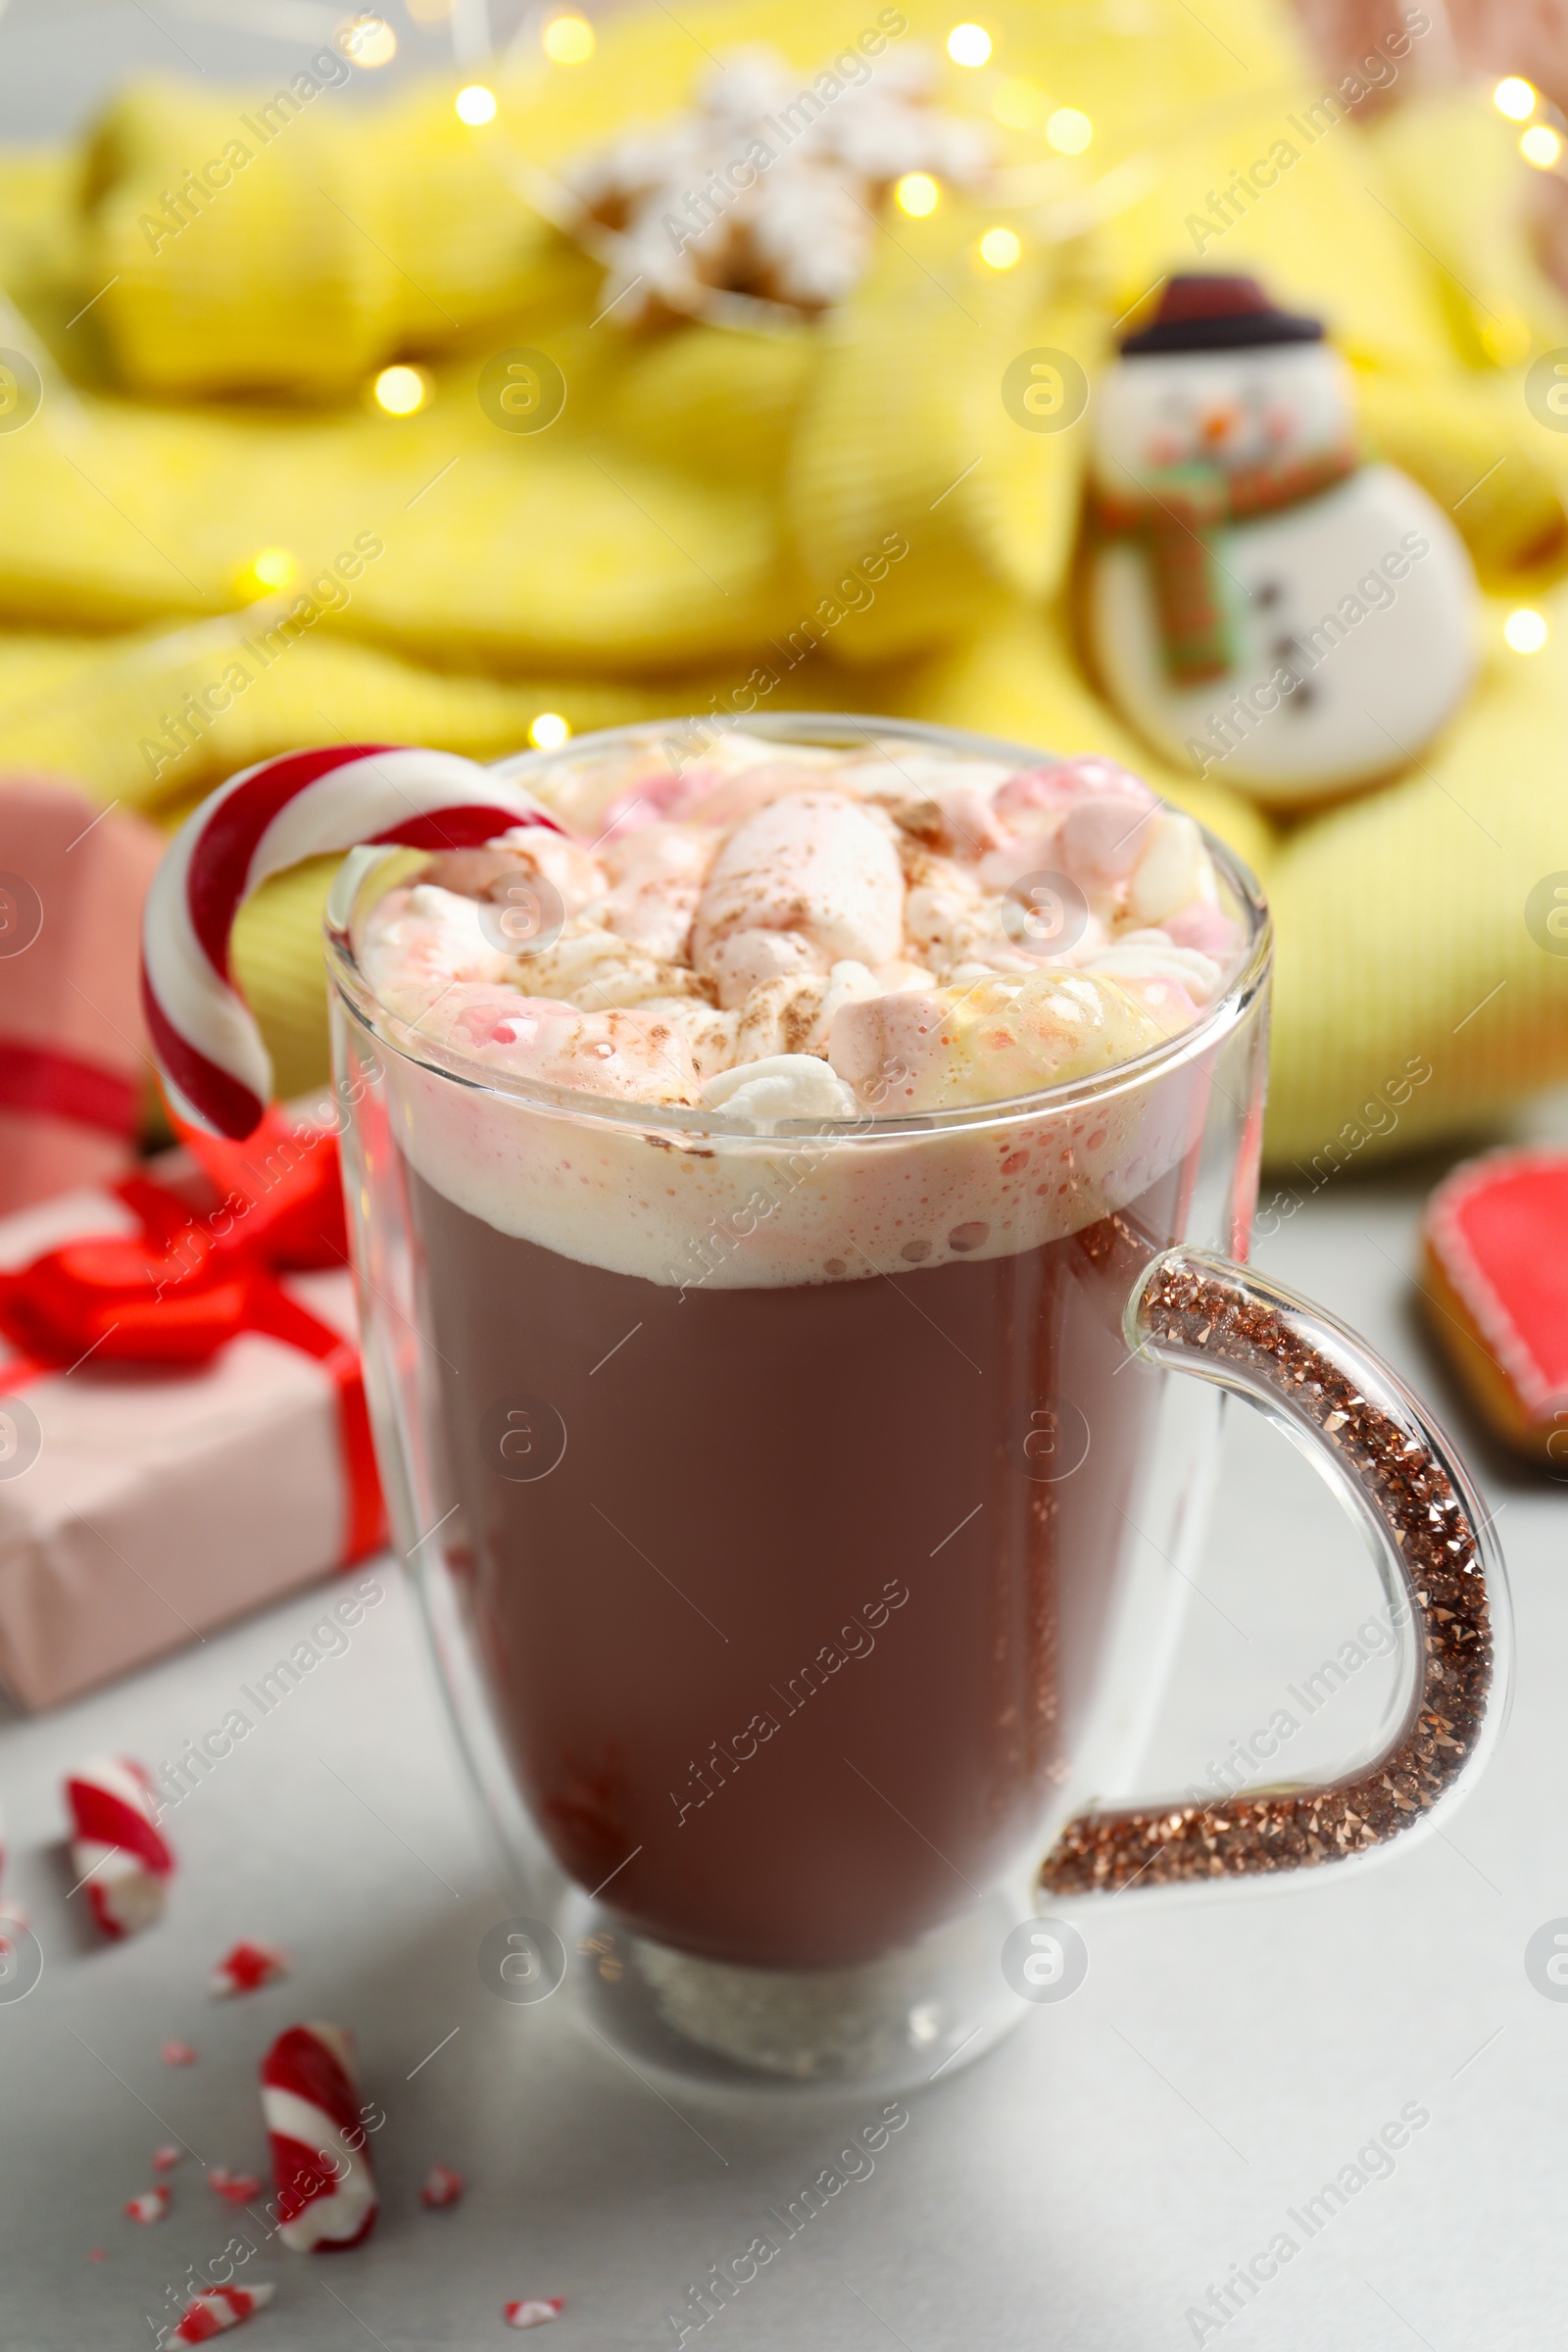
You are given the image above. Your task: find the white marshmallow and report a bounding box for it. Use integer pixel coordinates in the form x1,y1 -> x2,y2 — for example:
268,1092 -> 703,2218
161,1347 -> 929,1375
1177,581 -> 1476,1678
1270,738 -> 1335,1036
1085,932 -> 1224,1004
600,822 -> 717,960
358,884 -> 509,1010
514,922 -> 697,1011
1128,810 -> 1217,926
700,1054 -> 860,1127
704,926 -> 828,1009
693,790 -> 905,984
732,974 -> 828,1061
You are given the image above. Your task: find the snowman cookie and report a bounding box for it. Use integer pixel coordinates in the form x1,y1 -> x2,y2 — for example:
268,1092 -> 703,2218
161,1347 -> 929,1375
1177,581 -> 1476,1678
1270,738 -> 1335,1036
1085,274 -> 1477,808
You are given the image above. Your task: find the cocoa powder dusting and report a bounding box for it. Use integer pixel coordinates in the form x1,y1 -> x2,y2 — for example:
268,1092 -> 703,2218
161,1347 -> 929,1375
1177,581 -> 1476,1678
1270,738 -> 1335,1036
1039,1255 -> 1494,1897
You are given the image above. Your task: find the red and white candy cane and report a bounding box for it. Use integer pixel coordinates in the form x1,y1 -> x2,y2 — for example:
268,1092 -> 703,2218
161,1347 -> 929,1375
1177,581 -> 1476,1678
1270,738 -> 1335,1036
66,1756 -> 174,1939
168,2282 -> 274,2343
261,2022 -> 378,2251
141,745 -> 562,1140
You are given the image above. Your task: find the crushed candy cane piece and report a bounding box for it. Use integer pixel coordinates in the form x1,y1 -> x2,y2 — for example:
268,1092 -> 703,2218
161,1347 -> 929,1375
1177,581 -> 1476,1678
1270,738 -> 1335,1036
209,2167 -> 263,2205
124,2186 -> 171,2224
168,2282 -> 275,2342
163,2041 -> 199,2066
65,1756 -> 174,1939
504,2301 -> 564,2329
210,1941 -> 290,1998
419,2165 -> 465,2209
153,2145 -> 183,2172
87,2248 -> 107,2263
0,1920 -> 24,1979
261,2022 -> 378,2251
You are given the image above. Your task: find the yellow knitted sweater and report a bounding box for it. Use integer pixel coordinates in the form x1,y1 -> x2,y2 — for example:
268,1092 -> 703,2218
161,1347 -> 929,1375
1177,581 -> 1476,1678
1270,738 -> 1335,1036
0,0 -> 1565,1155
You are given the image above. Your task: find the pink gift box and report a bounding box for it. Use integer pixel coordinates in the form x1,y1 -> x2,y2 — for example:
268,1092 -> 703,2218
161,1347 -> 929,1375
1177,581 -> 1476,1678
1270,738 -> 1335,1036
0,777 -> 166,1216
0,1163 -> 377,1711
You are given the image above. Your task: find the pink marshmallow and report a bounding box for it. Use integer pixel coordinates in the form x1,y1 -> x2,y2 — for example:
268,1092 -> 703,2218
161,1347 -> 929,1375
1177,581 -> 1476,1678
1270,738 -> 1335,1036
1112,971 -> 1200,1030
977,828 -> 1067,894
596,767 -> 709,839
994,757 -> 1153,826
1162,903 -> 1241,959
995,767 -> 1077,825
930,780 -> 1007,857
1057,793 -> 1156,884
683,756 -> 867,829
828,991 -> 949,1103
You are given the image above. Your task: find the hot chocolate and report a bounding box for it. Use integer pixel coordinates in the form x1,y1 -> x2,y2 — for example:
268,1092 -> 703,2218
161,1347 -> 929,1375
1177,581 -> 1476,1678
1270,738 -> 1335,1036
349,725 -> 1242,1972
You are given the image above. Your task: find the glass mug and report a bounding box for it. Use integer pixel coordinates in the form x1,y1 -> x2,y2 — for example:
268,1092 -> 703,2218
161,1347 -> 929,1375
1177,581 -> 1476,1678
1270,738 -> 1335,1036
324,714 -> 1507,2093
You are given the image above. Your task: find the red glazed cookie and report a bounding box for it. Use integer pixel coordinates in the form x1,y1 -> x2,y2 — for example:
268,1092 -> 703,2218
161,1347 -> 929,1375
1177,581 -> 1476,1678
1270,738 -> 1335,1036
1421,1148 -> 1568,1464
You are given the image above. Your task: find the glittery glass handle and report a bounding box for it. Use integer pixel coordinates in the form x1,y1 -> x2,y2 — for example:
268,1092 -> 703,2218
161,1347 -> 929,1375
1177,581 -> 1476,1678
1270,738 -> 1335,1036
1040,1247 -> 1505,1897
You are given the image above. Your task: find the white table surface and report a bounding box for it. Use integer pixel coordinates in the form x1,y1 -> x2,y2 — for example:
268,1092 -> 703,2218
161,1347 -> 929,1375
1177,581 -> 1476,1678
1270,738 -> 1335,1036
2,1111 -> 1564,2352
4,10 -> 1568,2345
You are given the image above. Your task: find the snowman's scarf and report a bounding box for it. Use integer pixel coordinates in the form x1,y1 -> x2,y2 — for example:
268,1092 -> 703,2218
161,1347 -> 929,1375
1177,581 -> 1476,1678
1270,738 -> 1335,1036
1094,446 -> 1357,687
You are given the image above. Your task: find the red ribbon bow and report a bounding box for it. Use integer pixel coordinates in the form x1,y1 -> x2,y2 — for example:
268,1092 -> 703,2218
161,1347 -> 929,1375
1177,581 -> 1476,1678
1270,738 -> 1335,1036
0,1108 -> 384,1565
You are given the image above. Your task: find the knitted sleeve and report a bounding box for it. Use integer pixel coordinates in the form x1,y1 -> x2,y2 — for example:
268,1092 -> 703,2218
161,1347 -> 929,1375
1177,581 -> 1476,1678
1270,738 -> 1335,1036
80,77 -> 583,397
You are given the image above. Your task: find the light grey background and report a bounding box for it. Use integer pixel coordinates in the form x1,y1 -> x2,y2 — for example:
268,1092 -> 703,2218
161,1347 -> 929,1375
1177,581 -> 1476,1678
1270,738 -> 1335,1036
0,1 -> 536,142
2,5 -> 1566,2345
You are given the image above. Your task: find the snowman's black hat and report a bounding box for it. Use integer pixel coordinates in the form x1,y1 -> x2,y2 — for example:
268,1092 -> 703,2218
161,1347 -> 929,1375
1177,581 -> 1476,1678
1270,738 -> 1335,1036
1120,274 -> 1325,356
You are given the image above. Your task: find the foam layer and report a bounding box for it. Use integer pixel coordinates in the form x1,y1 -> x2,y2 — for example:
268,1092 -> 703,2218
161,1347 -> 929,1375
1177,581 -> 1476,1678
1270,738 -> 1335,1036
378,1039 -> 1220,1290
